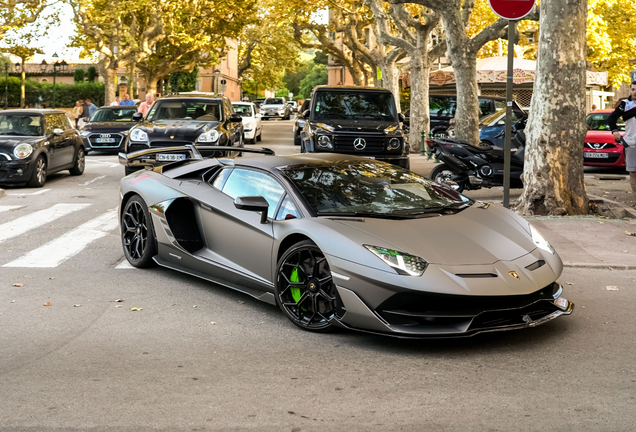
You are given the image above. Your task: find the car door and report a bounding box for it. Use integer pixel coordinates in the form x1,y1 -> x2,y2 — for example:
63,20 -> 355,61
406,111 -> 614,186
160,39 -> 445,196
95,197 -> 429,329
196,167 -> 287,288
44,114 -> 72,169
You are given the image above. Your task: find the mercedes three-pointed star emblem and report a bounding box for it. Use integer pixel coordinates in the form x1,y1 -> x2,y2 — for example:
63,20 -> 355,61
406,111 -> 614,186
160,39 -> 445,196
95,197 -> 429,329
353,138 -> 366,150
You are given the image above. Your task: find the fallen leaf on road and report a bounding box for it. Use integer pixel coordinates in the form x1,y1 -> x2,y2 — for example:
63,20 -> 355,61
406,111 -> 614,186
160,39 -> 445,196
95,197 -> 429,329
130,307 -> 143,311
598,221 -> 604,224
211,321 -> 217,325
24,275 -> 32,279
74,304 -> 81,307
12,283 -> 24,287
625,231 -> 636,237
49,277 -> 56,280
10,300 -> 16,303
115,305 -> 123,308
606,286 -> 619,291
44,302 -> 51,306
114,299 -> 124,302
566,282 -> 574,285
238,301 -> 245,304
623,250 -> 629,253
193,305 -> 197,308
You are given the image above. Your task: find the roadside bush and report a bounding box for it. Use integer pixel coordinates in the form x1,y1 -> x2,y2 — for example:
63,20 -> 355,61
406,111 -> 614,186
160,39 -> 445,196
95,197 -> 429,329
0,78 -> 105,107
74,68 -> 85,82
87,67 -> 97,82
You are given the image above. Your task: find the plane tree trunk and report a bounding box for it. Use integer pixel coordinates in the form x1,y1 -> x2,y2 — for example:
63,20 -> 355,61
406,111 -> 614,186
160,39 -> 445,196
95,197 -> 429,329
516,0 -> 589,215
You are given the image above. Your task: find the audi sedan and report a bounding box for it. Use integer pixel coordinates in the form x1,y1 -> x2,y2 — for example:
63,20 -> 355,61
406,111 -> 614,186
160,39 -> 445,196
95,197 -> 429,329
80,106 -> 140,154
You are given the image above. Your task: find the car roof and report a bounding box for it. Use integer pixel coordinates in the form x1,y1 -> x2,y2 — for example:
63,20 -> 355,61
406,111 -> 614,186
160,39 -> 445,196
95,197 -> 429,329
165,92 -> 225,100
0,109 -> 64,115
589,110 -> 612,113
96,106 -> 138,110
313,85 -> 392,93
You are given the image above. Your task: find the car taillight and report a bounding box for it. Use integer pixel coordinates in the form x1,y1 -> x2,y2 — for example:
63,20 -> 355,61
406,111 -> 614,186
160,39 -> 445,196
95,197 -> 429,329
426,140 -> 435,148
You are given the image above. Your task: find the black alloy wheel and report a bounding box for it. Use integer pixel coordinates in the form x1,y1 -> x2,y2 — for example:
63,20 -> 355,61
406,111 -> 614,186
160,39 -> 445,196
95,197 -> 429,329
69,147 -> 85,176
27,155 -> 47,187
430,163 -> 465,193
275,240 -> 341,332
121,195 -> 157,268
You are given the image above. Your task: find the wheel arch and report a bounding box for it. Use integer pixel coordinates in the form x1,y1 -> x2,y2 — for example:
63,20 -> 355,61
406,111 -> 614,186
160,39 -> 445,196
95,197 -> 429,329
276,233 -> 313,264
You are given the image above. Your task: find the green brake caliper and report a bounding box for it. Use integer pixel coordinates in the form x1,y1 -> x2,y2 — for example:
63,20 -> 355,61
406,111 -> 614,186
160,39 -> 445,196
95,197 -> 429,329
290,266 -> 302,303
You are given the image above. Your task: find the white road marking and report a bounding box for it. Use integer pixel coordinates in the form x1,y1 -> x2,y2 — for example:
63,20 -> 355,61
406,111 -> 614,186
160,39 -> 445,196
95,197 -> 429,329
3,210 -> 119,268
0,203 -> 90,243
7,189 -> 51,196
86,159 -> 120,168
0,205 -> 25,214
116,259 -> 134,269
80,175 -> 106,186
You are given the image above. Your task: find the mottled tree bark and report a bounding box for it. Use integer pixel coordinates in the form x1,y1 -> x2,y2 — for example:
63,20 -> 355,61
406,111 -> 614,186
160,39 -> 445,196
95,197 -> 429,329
516,0 -> 589,215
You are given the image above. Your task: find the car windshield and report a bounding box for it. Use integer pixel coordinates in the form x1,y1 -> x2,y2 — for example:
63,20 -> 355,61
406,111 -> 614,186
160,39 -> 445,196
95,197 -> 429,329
0,114 -> 43,136
313,91 -> 396,121
587,113 -> 624,131
264,98 -> 285,105
91,108 -> 138,122
233,104 -> 254,117
147,100 -> 222,121
479,108 -> 525,126
281,160 -> 472,218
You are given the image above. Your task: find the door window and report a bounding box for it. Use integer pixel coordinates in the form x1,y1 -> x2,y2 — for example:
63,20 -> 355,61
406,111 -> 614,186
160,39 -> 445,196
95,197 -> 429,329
45,114 -> 65,135
60,114 -> 73,130
275,195 -> 300,220
221,169 -> 285,219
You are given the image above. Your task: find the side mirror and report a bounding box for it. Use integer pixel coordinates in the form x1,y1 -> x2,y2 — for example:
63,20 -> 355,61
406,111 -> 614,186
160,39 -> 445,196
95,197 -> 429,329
53,128 -> 64,136
132,112 -> 144,122
229,113 -> 243,123
234,196 -> 269,223
302,110 -> 310,119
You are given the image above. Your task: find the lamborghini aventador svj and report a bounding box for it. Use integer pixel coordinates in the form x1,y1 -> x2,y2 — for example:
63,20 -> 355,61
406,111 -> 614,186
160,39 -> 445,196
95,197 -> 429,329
118,146 -> 574,338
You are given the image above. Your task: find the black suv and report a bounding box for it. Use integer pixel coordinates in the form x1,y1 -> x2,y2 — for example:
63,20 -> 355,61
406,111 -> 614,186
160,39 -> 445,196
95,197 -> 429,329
124,93 -> 244,175
300,86 -> 409,169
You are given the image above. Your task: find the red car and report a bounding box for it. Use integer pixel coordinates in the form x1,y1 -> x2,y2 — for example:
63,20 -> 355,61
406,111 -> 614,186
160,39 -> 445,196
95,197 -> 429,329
584,110 -> 626,168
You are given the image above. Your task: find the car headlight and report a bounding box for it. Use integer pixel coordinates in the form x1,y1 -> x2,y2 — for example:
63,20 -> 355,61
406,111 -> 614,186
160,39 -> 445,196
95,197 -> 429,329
244,120 -> 254,131
14,143 -> 33,159
364,245 -> 428,276
317,135 -> 332,149
80,130 -> 91,137
388,138 -> 401,149
130,128 -> 149,143
197,129 -> 220,143
529,223 -> 554,254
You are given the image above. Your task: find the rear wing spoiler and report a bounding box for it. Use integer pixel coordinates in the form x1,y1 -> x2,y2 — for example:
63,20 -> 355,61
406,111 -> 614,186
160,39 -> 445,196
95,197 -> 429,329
118,145 -> 275,168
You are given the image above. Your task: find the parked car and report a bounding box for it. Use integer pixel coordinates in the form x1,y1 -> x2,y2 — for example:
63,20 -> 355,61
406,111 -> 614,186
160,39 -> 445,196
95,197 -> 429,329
232,101 -> 263,144
260,97 -> 291,120
119,147 -> 573,337
123,92 -> 244,175
287,100 -> 298,113
478,102 -> 529,148
253,98 -> 266,111
429,94 -> 506,135
80,106 -> 140,154
300,85 -> 409,169
292,99 -> 310,146
583,110 -> 626,169
0,109 -> 85,187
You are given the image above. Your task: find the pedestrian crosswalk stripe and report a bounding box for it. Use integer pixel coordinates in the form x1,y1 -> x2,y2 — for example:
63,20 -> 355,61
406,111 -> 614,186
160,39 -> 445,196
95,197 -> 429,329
3,210 -> 119,268
0,203 -> 91,243
116,259 -> 134,269
0,205 -> 24,214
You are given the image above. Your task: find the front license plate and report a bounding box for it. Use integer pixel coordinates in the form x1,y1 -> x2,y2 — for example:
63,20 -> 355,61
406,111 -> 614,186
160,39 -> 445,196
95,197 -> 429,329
363,156 -> 376,159
585,152 -> 609,158
95,138 -> 116,143
157,154 -> 186,162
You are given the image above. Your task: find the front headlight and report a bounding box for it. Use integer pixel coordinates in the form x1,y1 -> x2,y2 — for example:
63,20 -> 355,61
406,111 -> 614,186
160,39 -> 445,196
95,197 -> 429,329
80,130 -> 91,137
388,138 -> 401,149
196,129 -> 220,143
317,135 -> 332,149
130,128 -> 149,143
14,143 -> 33,159
364,245 -> 428,276
529,223 -> 554,254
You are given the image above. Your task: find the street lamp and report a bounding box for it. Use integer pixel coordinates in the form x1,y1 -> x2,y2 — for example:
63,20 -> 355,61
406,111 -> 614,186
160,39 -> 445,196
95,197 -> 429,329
53,60 -> 60,109
213,69 -> 221,94
14,62 -> 20,72
40,60 -> 48,73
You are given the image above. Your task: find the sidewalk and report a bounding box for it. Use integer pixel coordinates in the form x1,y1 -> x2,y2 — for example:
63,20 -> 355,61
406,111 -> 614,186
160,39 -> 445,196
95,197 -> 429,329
410,154 -> 636,270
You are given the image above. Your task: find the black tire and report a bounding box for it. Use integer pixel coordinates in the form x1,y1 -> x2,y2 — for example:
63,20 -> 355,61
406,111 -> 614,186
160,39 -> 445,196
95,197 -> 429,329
275,240 -> 341,332
256,131 -> 262,142
294,132 -> 301,146
26,154 -> 47,188
121,195 -> 157,268
429,163 -> 465,193
69,147 -> 85,176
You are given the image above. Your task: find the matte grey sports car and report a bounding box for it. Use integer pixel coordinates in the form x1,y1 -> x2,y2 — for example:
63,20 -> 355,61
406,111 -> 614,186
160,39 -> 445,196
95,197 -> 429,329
118,146 -> 573,338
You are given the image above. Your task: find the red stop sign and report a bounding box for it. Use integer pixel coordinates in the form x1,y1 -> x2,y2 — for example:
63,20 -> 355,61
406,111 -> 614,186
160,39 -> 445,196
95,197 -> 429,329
489,0 -> 536,20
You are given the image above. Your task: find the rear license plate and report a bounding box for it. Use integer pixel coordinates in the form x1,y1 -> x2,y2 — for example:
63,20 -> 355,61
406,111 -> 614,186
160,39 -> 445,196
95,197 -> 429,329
157,154 -> 186,162
585,152 -> 609,158
95,138 -> 116,143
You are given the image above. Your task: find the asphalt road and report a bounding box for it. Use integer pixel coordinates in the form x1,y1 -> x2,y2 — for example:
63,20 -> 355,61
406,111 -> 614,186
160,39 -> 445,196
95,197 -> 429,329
1,119 -> 635,431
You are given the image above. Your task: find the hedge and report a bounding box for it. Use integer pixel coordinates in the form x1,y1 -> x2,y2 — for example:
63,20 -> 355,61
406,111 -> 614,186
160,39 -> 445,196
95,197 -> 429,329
0,77 -> 105,108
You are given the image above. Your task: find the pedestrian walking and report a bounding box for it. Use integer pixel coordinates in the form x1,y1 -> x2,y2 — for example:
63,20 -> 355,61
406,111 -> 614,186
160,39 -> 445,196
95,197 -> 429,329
86,99 -> 98,117
119,94 -> 135,106
608,81 -> 636,210
137,93 -> 154,117
72,100 -> 83,127
110,97 -> 121,106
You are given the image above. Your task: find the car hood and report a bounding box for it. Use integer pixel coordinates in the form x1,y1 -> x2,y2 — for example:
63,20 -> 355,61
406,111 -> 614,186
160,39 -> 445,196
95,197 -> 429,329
325,205 -> 535,265
138,120 -> 220,140
586,130 -> 621,142
82,122 -> 137,133
261,104 -> 286,109
310,119 -> 397,133
0,135 -> 43,149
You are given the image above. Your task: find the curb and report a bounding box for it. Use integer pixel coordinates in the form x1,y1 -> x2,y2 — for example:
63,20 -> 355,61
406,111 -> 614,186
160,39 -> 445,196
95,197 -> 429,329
0,188 -> 4,198
588,194 -> 636,219
563,262 -> 636,270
